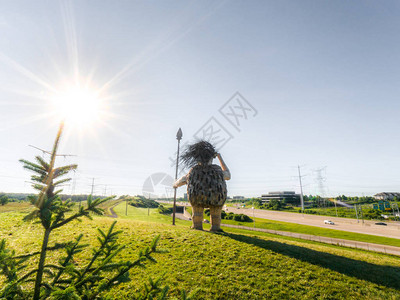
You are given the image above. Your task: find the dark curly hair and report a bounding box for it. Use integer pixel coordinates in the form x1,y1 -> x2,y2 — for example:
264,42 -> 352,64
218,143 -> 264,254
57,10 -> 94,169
180,140 -> 217,168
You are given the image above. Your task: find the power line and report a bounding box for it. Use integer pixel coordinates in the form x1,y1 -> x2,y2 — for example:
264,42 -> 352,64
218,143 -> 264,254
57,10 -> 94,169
28,145 -> 77,158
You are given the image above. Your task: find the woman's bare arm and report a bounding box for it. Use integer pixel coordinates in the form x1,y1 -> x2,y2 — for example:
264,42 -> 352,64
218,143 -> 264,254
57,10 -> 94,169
173,174 -> 188,188
217,153 -> 231,180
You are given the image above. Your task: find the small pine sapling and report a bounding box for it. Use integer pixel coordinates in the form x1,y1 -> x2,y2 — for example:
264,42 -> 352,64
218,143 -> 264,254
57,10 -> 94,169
0,123 -> 173,299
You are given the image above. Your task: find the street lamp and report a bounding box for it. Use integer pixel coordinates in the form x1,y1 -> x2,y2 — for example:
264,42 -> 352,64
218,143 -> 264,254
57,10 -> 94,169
172,128 -> 183,225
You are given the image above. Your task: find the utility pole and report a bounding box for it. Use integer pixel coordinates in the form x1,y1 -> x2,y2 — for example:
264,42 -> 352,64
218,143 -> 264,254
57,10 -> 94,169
397,203 -> 400,221
354,204 -> 359,223
334,197 -> 338,217
91,178 -> 95,195
297,165 -> 305,213
172,128 -> 183,226
360,204 -> 364,224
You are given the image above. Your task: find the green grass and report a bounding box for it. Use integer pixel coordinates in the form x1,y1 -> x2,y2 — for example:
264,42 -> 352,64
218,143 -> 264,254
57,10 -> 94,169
0,202 -> 33,213
186,205 -> 400,247
112,202 -> 187,224
220,217 -> 400,247
6,201 -> 399,247
1,211 -> 400,299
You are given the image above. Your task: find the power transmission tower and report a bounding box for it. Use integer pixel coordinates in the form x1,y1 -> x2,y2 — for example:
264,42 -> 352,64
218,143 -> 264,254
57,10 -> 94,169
297,165 -> 305,212
89,178 -> 100,196
103,185 -> 107,197
314,167 -> 327,207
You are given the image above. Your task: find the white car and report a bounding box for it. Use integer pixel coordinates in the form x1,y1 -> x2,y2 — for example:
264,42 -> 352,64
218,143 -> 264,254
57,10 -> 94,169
324,220 -> 334,225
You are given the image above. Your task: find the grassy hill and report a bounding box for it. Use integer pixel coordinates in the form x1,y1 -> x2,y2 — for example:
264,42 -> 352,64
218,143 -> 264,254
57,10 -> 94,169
1,207 -> 400,299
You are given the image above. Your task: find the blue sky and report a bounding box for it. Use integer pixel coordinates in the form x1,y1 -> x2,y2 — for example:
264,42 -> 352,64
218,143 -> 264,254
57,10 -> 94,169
0,1 -> 399,197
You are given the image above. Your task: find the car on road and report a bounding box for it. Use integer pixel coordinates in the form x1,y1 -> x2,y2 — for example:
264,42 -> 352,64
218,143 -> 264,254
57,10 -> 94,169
324,220 -> 335,225
375,222 -> 387,226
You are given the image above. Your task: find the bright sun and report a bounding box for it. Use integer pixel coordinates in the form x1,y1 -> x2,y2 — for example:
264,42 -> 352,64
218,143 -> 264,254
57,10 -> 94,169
52,85 -> 105,127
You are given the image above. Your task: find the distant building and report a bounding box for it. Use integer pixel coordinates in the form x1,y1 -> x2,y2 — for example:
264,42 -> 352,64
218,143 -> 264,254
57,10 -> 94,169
261,191 -> 300,203
184,193 -> 188,200
232,196 -> 245,200
374,192 -> 400,201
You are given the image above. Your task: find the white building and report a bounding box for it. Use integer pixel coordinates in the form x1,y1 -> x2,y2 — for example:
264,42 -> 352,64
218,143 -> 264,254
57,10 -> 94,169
374,192 -> 400,200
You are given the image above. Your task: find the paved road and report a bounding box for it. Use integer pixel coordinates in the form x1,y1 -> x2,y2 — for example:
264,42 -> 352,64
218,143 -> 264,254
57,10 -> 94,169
106,201 -> 122,218
227,207 -> 400,239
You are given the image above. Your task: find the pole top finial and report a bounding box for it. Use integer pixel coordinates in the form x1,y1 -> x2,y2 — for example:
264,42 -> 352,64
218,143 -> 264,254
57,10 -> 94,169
176,128 -> 183,140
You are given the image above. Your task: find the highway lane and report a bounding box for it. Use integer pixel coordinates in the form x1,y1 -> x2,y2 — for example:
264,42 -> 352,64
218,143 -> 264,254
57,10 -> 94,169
226,207 -> 400,239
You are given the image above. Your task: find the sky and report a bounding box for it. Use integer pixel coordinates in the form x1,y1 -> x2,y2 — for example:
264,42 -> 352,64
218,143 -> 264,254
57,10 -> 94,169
0,0 -> 399,198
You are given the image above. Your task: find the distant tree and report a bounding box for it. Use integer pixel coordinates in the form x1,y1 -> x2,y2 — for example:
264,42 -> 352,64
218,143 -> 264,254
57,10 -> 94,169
266,199 -> 284,210
363,209 -> 384,220
0,195 -> 9,206
127,196 -> 160,208
249,198 -> 262,207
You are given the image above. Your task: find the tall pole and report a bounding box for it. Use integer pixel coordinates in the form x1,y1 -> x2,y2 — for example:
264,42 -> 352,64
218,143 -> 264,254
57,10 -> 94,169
334,198 -> 338,217
360,204 -> 364,224
354,204 -> 359,223
90,178 -> 95,195
396,203 -> 400,221
172,128 -> 182,225
298,165 -> 304,213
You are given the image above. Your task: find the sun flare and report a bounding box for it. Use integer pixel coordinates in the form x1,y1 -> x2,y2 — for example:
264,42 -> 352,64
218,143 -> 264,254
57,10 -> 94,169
51,85 -> 105,128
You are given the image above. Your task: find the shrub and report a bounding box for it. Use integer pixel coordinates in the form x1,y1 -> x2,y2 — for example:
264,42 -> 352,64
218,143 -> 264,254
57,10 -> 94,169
158,204 -> 173,215
127,197 -> 160,208
221,210 -> 227,219
201,209 -> 252,222
233,213 -> 252,222
0,195 -> 9,206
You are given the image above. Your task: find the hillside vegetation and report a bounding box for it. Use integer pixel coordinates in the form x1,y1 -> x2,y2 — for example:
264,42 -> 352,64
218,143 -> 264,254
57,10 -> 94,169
1,210 -> 400,299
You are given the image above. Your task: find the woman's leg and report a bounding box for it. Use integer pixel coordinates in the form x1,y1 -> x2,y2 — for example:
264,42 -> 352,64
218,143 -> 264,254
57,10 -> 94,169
210,206 -> 223,231
191,205 -> 204,230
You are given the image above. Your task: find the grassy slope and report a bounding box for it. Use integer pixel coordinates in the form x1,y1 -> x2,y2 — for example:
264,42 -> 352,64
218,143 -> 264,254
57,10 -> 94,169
1,209 -> 400,299
188,205 -> 400,247
221,218 -> 400,247
0,202 -> 32,213
3,201 -> 400,246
